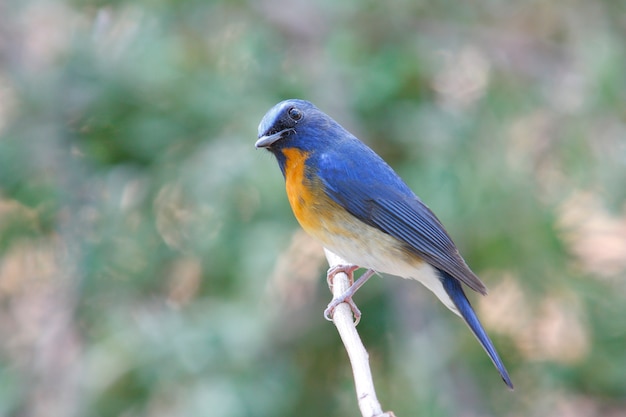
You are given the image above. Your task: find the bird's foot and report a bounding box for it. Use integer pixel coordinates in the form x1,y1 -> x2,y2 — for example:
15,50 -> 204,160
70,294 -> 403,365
326,264 -> 359,289
324,294 -> 362,325
324,268 -> 377,326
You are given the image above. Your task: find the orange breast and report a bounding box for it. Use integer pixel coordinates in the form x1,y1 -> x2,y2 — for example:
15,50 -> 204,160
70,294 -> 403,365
280,148 -> 416,271
281,148 -> 349,243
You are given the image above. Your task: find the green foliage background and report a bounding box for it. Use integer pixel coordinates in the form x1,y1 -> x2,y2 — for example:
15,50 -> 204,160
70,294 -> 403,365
1,0 -> 625,416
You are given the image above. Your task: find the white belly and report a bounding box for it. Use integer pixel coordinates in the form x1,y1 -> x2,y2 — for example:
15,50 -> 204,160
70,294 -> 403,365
317,216 -> 460,316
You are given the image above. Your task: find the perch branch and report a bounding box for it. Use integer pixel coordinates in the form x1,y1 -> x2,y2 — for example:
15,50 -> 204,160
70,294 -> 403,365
324,248 -> 396,417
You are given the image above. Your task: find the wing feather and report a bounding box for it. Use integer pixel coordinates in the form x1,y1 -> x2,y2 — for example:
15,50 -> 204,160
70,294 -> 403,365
314,144 -> 487,294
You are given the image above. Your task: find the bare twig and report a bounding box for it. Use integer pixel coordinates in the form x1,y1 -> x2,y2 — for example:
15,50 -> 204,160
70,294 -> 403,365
324,249 -> 396,417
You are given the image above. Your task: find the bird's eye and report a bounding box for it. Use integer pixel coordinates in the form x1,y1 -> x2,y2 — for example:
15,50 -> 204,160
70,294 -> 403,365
288,107 -> 303,121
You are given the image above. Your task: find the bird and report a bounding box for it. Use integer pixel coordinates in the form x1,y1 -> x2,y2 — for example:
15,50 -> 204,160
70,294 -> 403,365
255,98 -> 513,389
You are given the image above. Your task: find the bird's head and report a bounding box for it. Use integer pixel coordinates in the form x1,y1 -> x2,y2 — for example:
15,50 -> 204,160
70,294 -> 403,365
255,99 -> 342,154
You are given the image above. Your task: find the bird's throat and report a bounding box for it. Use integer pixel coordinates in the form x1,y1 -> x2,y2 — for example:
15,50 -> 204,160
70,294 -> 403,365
281,148 -> 321,233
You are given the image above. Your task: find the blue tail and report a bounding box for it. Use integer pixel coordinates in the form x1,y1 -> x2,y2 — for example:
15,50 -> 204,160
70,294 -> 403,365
439,269 -> 514,389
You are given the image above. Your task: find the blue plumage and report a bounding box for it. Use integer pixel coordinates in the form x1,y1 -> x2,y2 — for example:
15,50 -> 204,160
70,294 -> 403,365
312,140 -> 487,294
256,99 -> 514,389
440,269 -> 513,388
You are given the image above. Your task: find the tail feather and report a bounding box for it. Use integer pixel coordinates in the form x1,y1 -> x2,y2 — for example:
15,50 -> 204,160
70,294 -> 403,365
439,269 -> 514,389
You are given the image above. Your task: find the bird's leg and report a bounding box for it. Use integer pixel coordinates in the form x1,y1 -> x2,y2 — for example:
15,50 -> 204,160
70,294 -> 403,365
325,268 -> 377,325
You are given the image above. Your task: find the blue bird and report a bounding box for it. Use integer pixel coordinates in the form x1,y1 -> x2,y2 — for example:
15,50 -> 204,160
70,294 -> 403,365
256,99 -> 513,389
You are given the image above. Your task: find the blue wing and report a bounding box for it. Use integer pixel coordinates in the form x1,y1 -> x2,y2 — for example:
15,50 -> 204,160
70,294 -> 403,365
313,138 -> 487,294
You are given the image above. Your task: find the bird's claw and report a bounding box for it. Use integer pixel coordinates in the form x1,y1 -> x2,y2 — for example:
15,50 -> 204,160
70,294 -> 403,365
325,264 -> 361,325
325,266 -> 376,326
326,264 -> 359,289
324,293 -> 362,326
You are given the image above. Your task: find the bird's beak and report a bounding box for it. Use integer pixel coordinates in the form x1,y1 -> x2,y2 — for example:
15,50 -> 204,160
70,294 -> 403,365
255,129 -> 290,149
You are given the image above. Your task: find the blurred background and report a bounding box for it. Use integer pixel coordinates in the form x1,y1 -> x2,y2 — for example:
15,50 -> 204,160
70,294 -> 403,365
0,0 -> 625,416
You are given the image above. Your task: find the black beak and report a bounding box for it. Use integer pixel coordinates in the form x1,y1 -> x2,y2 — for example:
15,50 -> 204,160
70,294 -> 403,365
255,129 -> 291,148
